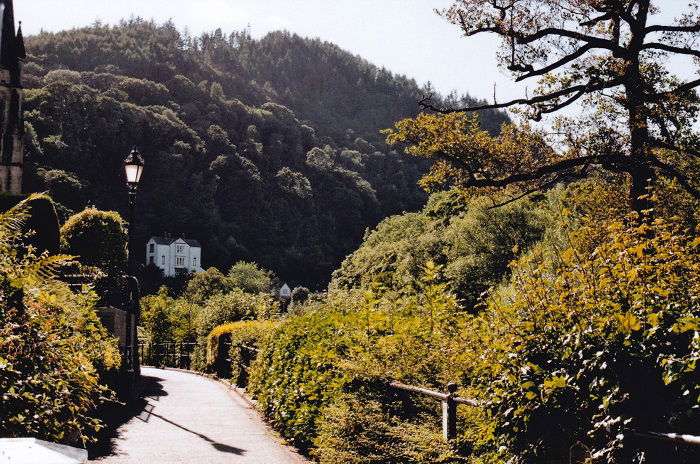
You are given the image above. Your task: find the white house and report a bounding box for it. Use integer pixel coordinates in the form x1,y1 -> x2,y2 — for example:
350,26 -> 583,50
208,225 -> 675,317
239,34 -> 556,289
146,235 -> 204,277
279,283 -> 291,298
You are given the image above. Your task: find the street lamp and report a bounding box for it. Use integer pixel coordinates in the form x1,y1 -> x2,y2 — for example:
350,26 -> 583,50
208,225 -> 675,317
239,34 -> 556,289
123,147 -> 144,275
123,147 -> 144,377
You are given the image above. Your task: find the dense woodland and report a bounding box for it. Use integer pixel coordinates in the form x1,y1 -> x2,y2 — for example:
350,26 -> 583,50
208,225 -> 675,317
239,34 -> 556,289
21,19 -> 507,287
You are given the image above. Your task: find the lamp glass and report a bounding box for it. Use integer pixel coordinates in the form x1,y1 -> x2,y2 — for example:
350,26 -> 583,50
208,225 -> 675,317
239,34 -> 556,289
125,163 -> 144,184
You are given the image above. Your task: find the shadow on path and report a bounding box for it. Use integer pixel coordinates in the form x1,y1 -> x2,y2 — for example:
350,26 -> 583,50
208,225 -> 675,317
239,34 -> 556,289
144,410 -> 245,455
87,374 -> 168,459
88,372 -> 246,459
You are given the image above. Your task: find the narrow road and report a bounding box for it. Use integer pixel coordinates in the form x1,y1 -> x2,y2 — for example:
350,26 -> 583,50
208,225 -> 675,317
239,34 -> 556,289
91,367 -> 307,464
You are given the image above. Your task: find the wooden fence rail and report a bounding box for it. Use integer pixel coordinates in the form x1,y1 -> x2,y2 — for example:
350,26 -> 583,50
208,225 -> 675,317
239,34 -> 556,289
388,381 -> 480,441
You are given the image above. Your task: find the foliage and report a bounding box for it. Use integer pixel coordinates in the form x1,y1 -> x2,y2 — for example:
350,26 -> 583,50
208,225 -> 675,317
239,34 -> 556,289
314,392 -> 468,464
247,177 -> 699,462
0,195 -> 120,445
191,289 -> 279,370
290,286 -> 310,305
392,1 -> 700,213
248,310 -> 359,450
140,287 -> 176,347
247,266 -> 475,457
227,261 -> 274,294
22,20 -> 509,286
332,188 -> 549,307
185,267 -> 235,305
462,214 -> 700,463
206,320 -> 279,384
195,289 -> 279,341
60,208 -> 127,274
35,168 -> 88,213
0,192 -> 61,254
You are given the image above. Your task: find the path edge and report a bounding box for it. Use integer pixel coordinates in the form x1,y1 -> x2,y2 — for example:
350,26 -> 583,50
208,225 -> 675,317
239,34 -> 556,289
141,366 -> 309,463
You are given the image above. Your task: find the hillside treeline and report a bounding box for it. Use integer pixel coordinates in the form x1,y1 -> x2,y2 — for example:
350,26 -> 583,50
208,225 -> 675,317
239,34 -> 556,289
22,19 -> 507,286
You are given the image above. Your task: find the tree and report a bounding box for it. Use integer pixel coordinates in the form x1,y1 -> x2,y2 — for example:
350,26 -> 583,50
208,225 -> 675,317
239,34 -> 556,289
290,286 -> 310,305
185,267 -> 234,305
227,261 -> 274,294
399,0 -> 700,213
60,208 -> 127,275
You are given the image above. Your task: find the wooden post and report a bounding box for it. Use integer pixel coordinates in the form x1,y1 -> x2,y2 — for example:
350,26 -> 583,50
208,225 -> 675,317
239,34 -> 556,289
442,382 -> 458,441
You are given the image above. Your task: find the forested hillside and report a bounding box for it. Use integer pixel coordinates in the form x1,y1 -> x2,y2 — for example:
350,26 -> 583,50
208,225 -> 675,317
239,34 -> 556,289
21,19 -> 508,286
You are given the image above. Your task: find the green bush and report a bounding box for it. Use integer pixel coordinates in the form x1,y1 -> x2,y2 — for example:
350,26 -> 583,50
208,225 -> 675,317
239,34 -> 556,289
248,311 -> 358,450
60,207 -> 127,274
290,286 -> 310,304
191,289 -> 279,370
314,392 -> 469,464
227,261 -> 275,294
462,215 -> 700,463
0,196 -> 120,445
206,320 -> 279,383
185,267 -> 235,305
0,192 -> 61,255
331,189 -> 548,308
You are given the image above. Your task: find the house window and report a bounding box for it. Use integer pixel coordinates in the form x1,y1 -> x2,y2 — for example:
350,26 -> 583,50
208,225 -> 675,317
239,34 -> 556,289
149,256 -> 154,264
162,255 -> 166,265
176,244 -> 185,254
176,256 -> 185,267
149,243 -> 154,253
192,257 -> 197,267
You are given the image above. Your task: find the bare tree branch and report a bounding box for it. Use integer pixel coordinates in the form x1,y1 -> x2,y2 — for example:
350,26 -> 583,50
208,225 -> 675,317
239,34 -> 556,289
645,78 -> 700,102
641,43 -> 700,59
650,138 -> 700,159
515,44 -> 594,82
439,155 -> 629,189
420,77 -> 623,114
516,28 -> 625,55
485,174 -> 566,209
645,24 -> 700,34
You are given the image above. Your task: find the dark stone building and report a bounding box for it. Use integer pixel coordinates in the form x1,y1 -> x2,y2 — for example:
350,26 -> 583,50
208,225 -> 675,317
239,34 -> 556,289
0,0 -> 25,194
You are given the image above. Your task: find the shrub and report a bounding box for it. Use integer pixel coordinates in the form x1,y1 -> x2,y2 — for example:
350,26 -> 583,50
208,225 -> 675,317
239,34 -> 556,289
206,320 -> 279,383
314,392 -> 468,464
191,289 -> 279,370
0,196 -> 120,445
466,215 -> 700,463
248,311 -> 357,450
331,189 -> 548,308
290,286 -> 310,305
60,207 -> 127,274
227,261 -> 274,294
185,267 -> 234,305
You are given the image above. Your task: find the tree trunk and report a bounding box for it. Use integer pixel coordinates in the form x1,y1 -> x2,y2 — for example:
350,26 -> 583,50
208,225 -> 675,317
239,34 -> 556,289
625,1 -> 653,218
629,165 -> 655,217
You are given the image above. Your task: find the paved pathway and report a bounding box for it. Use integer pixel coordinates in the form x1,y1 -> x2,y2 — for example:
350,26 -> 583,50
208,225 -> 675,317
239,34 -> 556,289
91,367 -> 307,464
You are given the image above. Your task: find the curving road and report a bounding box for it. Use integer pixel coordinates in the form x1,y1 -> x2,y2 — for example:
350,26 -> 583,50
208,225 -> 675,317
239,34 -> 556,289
91,367 -> 307,464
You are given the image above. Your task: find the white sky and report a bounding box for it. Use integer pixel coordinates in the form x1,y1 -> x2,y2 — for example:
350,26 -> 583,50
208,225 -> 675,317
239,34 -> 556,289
14,0 -> 700,111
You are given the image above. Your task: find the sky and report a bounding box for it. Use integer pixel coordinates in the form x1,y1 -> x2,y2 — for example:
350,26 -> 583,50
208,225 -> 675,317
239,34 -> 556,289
14,0 -> 700,111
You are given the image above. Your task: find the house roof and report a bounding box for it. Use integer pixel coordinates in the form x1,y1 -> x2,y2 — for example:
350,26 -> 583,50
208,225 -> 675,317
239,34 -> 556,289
149,236 -> 201,248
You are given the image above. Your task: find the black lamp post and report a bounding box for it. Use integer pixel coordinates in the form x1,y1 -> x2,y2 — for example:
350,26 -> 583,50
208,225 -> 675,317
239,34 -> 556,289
123,148 -> 144,377
123,147 -> 144,275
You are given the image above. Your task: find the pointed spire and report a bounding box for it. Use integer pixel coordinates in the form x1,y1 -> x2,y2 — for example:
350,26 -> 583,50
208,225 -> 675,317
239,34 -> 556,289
0,0 -> 24,81
15,20 -> 25,60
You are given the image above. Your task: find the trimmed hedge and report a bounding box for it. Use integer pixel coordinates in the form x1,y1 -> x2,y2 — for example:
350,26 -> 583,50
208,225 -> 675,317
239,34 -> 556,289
247,311 -> 357,451
206,320 -> 279,383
